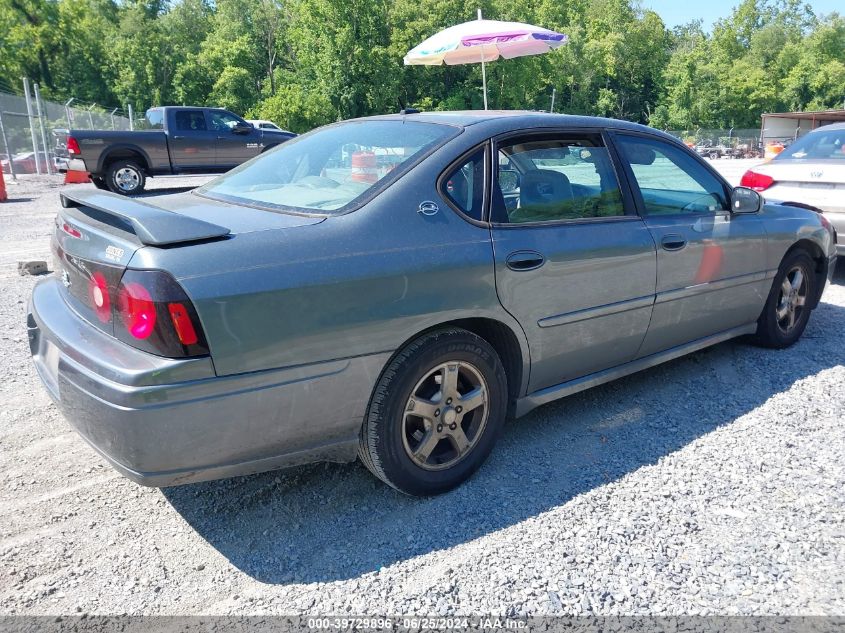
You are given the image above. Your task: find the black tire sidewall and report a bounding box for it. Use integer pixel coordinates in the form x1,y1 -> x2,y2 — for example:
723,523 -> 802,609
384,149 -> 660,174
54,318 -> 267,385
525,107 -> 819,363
757,251 -> 815,348
106,161 -> 144,195
364,330 -> 507,496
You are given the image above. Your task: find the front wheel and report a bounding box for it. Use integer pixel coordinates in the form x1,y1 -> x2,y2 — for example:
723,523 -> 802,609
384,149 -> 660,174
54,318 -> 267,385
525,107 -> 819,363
359,328 -> 507,496
105,160 -> 146,195
753,250 -> 816,348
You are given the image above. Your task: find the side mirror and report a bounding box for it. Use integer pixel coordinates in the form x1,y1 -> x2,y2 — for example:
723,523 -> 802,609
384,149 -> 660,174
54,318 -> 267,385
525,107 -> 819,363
233,122 -> 253,134
731,186 -> 762,214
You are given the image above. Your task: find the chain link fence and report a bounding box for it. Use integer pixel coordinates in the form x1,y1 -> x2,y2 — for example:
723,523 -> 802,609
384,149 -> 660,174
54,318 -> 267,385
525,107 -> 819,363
0,79 -> 132,177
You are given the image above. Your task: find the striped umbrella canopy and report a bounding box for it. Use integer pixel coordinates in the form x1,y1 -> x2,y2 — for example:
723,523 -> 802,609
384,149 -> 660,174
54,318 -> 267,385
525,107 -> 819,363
404,13 -> 568,109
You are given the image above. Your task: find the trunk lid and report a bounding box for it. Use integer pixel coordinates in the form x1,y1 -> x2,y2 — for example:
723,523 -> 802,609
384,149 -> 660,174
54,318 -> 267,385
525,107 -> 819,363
757,160 -> 845,186
53,189 -> 323,335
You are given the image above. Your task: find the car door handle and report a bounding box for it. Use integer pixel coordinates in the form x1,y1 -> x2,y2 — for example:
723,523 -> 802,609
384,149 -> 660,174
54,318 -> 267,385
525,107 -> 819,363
660,235 -> 687,251
506,250 -> 545,271
172,135 -> 186,140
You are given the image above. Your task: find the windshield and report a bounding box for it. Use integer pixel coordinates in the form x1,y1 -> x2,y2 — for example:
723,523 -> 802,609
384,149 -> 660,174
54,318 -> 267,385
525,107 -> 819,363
197,120 -> 457,213
776,127 -> 845,161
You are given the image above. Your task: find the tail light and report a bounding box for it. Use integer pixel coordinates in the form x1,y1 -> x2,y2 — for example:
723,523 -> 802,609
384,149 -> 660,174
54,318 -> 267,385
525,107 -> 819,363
114,269 -> 208,357
740,170 -> 775,191
66,137 -> 81,156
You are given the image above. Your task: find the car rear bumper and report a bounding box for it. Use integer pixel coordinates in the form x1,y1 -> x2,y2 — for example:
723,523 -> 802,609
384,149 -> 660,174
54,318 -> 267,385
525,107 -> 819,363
27,277 -> 387,487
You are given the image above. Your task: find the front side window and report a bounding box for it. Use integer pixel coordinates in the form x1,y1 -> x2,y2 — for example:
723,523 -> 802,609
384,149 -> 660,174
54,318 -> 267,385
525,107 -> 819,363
441,149 -> 485,221
208,111 -> 244,132
198,121 -> 457,213
615,135 -> 728,215
493,135 -> 625,224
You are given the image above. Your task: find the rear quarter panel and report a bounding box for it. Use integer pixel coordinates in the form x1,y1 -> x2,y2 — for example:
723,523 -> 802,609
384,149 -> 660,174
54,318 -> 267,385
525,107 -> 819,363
127,135 -> 531,392
759,202 -> 836,269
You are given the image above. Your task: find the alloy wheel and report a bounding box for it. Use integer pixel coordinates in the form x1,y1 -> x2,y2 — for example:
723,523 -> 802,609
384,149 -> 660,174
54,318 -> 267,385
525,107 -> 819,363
775,265 -> 808,334
402,361 -> 489,471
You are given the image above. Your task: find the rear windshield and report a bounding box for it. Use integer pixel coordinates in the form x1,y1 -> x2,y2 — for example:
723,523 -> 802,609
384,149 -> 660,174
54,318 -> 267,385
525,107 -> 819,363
777,127 -> 845,161
196,120 -> 457,214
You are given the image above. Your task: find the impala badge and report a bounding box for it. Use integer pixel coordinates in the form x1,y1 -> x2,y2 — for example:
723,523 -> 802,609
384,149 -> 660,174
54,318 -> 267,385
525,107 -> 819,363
811,170 -> 823,179
60,269 -> 71,288
104,245 -> 124,262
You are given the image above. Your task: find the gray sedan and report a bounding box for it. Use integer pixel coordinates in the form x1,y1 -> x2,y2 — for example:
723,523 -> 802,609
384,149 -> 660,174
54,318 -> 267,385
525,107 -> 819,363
28,112 -> 837,496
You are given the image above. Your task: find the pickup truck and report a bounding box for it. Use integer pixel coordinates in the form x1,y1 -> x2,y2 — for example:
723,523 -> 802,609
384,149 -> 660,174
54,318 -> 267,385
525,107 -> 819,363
57,106 -> 295,195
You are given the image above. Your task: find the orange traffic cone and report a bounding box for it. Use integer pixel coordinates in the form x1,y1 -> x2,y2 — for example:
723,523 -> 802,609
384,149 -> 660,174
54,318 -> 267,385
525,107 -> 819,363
64,169 -> 91,184
0,166 -> 7,202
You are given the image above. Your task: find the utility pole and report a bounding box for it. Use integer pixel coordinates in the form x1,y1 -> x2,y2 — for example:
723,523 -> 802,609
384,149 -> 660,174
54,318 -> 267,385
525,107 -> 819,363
33,83 -> 53,175
87,104 -> 96,129
110,108 -> 118,130
550,88 -> 556,113
128,104 -> 134,131
22,77 -> 42,175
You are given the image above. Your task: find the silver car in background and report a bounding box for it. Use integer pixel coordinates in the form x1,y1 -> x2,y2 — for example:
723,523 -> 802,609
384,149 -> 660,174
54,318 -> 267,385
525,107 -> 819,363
741,123 -> 845,254
28,112 -> 837,496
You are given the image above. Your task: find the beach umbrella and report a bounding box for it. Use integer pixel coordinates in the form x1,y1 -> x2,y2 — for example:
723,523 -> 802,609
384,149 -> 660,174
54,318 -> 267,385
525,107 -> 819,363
403,10 -> 568,110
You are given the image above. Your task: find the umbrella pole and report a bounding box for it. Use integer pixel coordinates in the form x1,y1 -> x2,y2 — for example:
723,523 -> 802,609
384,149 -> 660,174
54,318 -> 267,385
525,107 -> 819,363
481,53 -> 488,110
478,8 -> 488,110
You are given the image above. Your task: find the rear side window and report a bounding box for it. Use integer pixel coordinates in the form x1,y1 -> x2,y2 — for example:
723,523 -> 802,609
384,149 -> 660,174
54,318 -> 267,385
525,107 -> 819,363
494,135 -> 625,224
441,149 -> 485,221
174,111 -> 207,132
145,109 -> 164,130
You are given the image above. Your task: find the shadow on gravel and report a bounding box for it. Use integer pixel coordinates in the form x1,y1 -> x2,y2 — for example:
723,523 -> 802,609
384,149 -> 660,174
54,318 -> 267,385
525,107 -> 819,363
164,297 -> 845,586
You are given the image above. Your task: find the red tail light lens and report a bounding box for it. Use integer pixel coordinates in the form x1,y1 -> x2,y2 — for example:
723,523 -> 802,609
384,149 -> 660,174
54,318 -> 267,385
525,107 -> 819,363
66,137 -> 81,155
113,269 -> 208,358
740,170 -> 775,191
88,271 -> 112,323
167,302 -> 198,345
119,282 -> 157,339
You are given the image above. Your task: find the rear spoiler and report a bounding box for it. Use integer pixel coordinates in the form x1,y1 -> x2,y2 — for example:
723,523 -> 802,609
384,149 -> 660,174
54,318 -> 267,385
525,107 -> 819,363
60,190 -> 230,247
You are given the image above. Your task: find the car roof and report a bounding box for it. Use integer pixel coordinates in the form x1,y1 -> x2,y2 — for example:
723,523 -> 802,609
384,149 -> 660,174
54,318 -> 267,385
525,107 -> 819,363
807,122 -> 845,133
363,110 -> 678,142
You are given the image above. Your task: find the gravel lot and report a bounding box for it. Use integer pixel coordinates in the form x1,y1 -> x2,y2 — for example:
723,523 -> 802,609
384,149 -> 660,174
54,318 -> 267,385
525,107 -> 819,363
1,165 -> 843,616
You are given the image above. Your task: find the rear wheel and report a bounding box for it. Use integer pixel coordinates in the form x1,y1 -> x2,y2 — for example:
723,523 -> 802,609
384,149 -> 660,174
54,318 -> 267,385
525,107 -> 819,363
754,250 -> 816,348
105,160 -> 145,195
359,328 -> 507,496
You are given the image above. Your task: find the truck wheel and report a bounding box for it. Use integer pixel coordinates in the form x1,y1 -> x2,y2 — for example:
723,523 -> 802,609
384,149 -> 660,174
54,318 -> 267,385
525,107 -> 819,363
358,328 -> 507,496
106,160 -> 146,196
709,152 -> 719,160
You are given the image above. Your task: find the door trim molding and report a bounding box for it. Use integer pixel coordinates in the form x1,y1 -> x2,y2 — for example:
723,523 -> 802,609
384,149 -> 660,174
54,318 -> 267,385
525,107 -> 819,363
537,294 -> 654,328
654,269 -> 774,305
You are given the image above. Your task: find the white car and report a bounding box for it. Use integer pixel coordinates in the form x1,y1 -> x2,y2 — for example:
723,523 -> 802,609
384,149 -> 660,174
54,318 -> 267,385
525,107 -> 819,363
741,123 -> 845,254
246,119 -> 292,133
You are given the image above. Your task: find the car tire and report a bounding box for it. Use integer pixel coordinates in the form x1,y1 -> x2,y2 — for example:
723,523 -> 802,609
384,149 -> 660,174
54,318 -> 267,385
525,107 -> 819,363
358,328 -> 507,496
105,160 -> 145,196
753,250 -> 816,349
91,176 -> 108,190
709,152 -> 719,160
